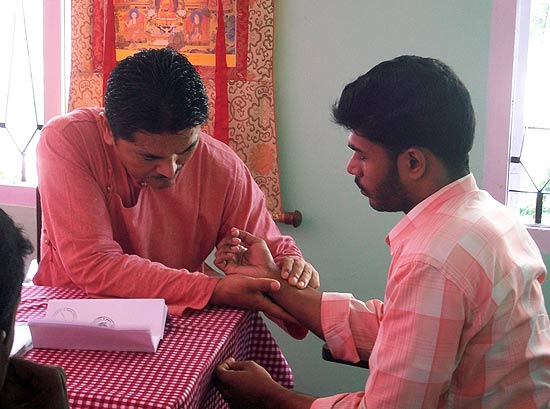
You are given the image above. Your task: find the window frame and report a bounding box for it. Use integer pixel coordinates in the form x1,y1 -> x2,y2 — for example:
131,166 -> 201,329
484,0 -> 550,253
0,0 -> 66,206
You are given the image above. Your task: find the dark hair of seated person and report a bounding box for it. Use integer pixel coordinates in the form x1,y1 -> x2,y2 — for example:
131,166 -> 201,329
0,207 -> 33,384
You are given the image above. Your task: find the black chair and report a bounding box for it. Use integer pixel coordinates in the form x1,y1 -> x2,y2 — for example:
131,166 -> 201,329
322,343 -> 370,369
36,188 -> 42,262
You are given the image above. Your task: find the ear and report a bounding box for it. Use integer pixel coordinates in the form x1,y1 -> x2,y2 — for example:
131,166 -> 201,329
397,147 -> 426,181
99,111 -> 116,146
0,329 -> 6,344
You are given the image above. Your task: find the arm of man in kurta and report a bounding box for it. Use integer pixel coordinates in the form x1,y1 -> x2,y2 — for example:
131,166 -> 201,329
215,229 -> 322,334
214,228 -> 311,338
218,160 -> 320,289
36,123 -> 217,314
215,164 -> 317,337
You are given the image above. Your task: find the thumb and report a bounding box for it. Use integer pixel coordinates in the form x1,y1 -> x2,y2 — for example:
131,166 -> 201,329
256,278 -> 281,293
236,229 -> 263,247
222,359 -> 250,372
217,357 -> 237,371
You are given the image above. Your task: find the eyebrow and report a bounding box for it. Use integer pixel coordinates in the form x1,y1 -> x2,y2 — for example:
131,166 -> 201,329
348,143 -> 363,153
141,138 -> 200,159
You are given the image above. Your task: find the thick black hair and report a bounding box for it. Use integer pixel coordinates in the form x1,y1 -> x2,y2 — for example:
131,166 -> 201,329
0,208 -> 33,334
332,55 -> 475,178
104,48 -> 209,141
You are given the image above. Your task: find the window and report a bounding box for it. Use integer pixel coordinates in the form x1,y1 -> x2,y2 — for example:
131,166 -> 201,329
0,0 -> 43,186
0,0 -> 69,189
508,0 -> 550,227
485,0 -> 550,252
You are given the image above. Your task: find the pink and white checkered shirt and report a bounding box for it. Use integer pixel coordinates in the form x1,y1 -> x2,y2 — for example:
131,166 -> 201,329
314,174 -> 550,409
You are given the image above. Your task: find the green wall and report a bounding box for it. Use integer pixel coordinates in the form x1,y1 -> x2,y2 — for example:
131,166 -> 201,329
268,0 -> 550,398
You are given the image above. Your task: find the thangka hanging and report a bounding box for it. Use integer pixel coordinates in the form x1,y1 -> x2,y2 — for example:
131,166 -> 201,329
69,0 -> 302,226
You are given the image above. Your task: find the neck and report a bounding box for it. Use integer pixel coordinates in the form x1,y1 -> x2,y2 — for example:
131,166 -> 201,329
406,163 -> 459,213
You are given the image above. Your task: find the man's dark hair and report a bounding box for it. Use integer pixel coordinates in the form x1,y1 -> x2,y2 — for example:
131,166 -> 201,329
104,48 -> 209,141
332,55 -> 475,178
0,208 -> 33,334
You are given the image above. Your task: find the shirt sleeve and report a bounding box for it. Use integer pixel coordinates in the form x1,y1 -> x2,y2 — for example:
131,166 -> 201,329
311,393 -> 365,409
35,121 -> 219,316
322,292 -> 383,363
319,263 -> 467,408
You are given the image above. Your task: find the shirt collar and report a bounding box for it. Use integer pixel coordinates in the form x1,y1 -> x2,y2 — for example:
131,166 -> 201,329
386,173 -> 478,248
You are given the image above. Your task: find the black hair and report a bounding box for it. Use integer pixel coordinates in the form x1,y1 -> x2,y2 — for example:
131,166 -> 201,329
104,48 -> 209,141
332,55 -> 475,178
0,208 -> 33,334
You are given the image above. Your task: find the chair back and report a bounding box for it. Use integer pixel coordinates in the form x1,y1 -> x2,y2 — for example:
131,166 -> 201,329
36,188 -> 41,262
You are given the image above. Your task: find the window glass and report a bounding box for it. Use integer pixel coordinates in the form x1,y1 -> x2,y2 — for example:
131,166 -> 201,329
0,0 -> 44,186
508,0 -> 550,226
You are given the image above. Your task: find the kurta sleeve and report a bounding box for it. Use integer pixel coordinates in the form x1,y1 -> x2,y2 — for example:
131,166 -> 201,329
210,145 -> 308,338
215,155 -> 302,262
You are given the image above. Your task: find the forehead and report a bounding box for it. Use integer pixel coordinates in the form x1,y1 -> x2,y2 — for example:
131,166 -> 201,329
129,127 -> 200,154
348,132 -> 379,152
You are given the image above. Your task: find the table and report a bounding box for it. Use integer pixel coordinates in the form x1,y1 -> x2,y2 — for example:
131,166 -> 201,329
17,285 -> 294,408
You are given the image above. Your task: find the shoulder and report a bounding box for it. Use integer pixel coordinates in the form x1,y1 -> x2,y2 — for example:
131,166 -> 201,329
189,132 -> 260,196
399,189 -> 542,294
38,107 -> 107,162
41,107 -> 103,144
196,132 -> 248,172
41,107 -> 104,146
43,107 -> 102,132
199,132 -> 240,157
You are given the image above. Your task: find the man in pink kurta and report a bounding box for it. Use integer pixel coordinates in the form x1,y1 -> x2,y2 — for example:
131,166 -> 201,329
34,48 -> 316,333
213,56 -> 550,408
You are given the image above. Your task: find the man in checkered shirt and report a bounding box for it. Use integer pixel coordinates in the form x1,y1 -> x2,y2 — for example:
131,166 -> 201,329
214,55 -> 550,408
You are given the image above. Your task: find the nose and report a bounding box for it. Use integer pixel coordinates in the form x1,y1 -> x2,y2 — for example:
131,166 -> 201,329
346,156 -> 357,176
156,154 -> 179,178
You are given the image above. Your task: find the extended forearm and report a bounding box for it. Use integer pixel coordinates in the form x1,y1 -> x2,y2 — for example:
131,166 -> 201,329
269,276 -> 324,339
266,383 -> 316,409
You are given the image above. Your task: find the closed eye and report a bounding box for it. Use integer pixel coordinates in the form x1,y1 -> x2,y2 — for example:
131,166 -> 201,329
142,155 -> 161,161
355,152 -> 366,161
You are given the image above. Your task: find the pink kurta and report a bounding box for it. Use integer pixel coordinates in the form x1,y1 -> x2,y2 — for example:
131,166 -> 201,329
35,107 -> 302,315
314,174 -> 550,408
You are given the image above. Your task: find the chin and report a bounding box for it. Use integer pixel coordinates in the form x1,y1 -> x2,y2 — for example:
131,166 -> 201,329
369,201 -> 402,213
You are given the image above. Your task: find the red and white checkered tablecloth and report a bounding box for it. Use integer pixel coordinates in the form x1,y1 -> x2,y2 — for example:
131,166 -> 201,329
17,286 -> 294,409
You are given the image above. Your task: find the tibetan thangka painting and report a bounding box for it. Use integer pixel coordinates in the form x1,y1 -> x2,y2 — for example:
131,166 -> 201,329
114,0 -> 237,69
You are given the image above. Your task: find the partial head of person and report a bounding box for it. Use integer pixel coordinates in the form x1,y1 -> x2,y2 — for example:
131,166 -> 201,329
332,55 -> 475,213
0,208 -> 33,386
102,48 -> 210,189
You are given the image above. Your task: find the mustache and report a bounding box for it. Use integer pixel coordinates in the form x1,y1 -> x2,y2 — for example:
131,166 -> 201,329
148,165 -> 183,180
